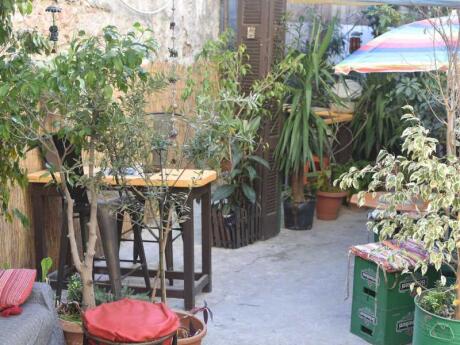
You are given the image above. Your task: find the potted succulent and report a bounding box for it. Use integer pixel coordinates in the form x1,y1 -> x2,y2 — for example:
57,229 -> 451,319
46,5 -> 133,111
338,110 -> 460,344
275,16 -> 338,229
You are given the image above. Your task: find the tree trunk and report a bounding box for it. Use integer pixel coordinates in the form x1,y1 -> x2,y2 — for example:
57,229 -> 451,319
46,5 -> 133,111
291,169 -> 305,204
456,249 -> 460,320
80,140 -> 98,309
80,267 -> 96,309
446,109 -> 455,156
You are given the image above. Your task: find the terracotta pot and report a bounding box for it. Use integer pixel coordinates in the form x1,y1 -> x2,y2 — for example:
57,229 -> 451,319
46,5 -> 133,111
60,318 -> 83,345
316,191 -> 348,220
176,311 -> 207,345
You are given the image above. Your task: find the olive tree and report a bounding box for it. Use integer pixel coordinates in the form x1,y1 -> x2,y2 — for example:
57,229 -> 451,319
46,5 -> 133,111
11,24 -> 164,308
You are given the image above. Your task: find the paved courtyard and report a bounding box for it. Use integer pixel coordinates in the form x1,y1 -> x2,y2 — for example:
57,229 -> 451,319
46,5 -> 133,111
197,207 -> 370,345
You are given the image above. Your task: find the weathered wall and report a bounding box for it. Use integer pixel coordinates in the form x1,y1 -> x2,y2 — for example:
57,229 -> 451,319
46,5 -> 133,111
287,2 -> 367,25
15,0 -> 220,64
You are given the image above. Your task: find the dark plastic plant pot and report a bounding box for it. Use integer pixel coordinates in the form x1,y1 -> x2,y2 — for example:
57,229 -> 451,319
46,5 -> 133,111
316,191 -> 347,220
283,199 -> 316,230
413,290 -> 460,345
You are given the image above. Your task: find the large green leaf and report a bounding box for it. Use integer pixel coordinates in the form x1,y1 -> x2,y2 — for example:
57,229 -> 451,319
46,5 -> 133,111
242,183 -> 256,204
212,184 -> 236,203
248,155 -> 270,169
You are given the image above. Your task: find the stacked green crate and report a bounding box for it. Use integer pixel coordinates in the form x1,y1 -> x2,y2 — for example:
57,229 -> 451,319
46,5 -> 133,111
351,256 -> 439,345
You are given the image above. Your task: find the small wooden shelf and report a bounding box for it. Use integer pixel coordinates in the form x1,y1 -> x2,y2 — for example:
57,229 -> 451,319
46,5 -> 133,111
283,104 -> 353,125
312,107 -> 353,124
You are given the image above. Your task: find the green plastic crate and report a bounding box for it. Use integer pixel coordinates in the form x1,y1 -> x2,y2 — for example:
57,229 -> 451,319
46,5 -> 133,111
352,256 -> 439,310
351,300 -> 414,345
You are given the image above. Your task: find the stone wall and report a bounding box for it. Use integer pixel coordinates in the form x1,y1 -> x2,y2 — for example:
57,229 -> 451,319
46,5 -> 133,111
14,0 -> 220,64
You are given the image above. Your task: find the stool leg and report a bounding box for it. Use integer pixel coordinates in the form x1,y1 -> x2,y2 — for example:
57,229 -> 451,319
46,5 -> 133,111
183,197 -> 195,310
56,199 -> 69,302
166,230 -> 174,286
133,239 -> 139,264
133,222 -> 152,292
97,205 -> 122,299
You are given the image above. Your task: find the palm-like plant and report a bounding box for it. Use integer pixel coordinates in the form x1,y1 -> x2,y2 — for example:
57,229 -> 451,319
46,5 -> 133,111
275,17 -> 337,204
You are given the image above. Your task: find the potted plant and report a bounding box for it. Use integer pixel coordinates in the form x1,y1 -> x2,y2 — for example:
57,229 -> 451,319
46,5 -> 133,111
57,274 -> 84,345
282,185 -> 316,230
57,273 -> 153,345
338,110 -> 460,344
314,169 -> 347,220
275,16 -> 337,229
185,32 -> 293,246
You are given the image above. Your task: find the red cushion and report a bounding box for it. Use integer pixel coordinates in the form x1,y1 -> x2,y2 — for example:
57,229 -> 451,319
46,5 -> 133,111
0,269 -> 36,312
83,299 -> 179,343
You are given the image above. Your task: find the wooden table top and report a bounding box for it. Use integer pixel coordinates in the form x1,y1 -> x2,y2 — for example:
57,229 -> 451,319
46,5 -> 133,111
284,104 -> 353,125
27,169 -> 217,188
350,192 -> 427,213
313,107 -> 354,125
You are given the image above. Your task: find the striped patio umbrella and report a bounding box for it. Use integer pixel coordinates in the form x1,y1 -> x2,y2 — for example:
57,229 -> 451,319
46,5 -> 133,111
335,14 -> 460,74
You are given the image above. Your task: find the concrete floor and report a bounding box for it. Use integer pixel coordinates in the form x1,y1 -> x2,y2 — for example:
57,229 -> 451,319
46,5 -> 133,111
118,207 -> 372,345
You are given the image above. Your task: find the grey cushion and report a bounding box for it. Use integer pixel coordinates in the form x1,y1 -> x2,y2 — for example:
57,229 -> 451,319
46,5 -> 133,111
0,283 -> 65,345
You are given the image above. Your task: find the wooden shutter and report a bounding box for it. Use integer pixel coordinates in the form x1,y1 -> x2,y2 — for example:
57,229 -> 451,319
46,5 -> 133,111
237,0 -> 287,240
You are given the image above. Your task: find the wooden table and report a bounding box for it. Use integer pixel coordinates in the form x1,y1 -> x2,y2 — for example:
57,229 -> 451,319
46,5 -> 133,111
313,107 -> 354,125
283,105 -> 354,125
28,168 -> 217,310
350,192 -> 427,213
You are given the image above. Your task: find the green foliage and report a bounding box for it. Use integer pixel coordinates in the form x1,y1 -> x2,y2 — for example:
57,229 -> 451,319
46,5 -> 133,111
0,262 -> 11,269
6,23 -> 165,308
275,17 -> 336,177
393,74 -> 446,143
352,73 -> 446,161
419,287 -> 455,319
314,170 -> 342,193
289,11 -> 345,59
94,285 -> 150,304
40,257 -> 53,283
186,31 -> 294,213
339,109 -> 460,317
363,5 -> 405,37
67,274 -> 83,304
331,161 -> 372,194
352,7 -> 446,161
0,0 -> 50,222
0,0 -> 33,45
352,74 -> 407,160
59,273 -> 149,323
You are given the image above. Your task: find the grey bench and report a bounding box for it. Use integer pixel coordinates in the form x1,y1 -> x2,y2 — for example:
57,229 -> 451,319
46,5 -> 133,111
0,283 -> 65,345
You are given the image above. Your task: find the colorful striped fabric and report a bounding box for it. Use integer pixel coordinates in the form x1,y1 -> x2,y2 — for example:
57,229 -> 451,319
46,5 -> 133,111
335,14 -> 460,74
350,240 -> 430,272
0,269 -> 36,312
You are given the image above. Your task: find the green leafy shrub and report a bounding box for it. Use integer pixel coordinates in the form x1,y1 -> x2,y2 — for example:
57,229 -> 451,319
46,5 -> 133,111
419,287 -> 455,319
338,108 -> 460,319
